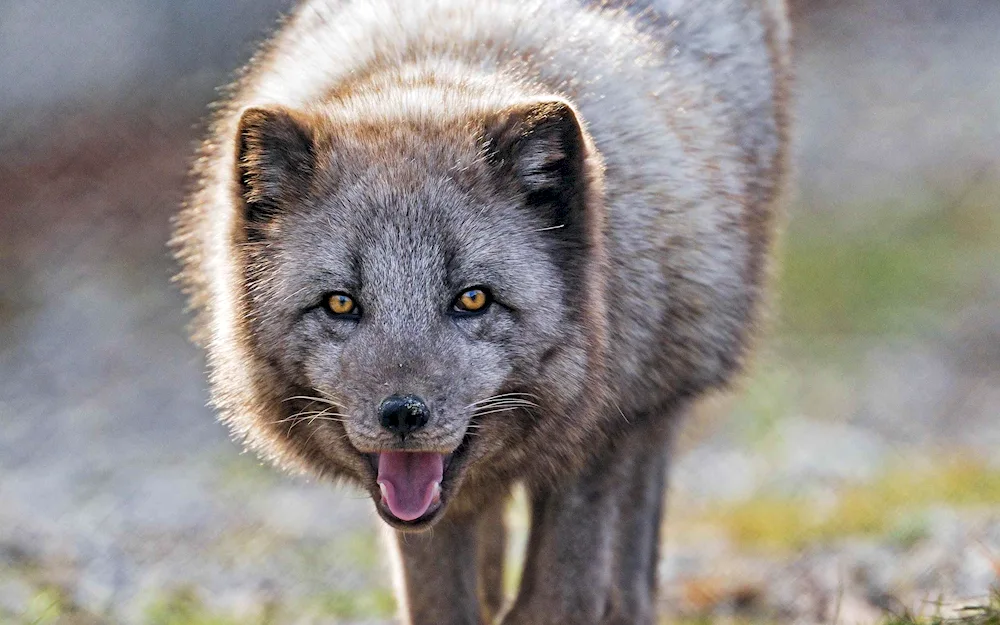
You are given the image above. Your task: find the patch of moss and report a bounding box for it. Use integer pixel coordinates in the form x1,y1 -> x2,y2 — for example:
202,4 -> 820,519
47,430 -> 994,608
689,455 -> 1000,550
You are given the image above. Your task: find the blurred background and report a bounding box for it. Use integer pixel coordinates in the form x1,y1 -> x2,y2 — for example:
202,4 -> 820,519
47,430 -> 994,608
1,0 -> 998,623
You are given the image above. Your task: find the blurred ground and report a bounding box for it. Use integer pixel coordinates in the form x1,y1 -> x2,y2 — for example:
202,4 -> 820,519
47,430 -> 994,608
1,1 -> 999,623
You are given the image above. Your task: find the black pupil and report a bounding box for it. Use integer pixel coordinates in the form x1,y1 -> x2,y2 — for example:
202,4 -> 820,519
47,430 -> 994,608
336,296 -> 350,310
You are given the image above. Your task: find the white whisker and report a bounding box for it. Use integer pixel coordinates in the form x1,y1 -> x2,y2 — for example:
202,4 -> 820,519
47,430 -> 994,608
282,395 -> 340,406
470,406 -> 531,418
471,400 -> 540,410
465,392 -> 541,409
274,406 -> 349,436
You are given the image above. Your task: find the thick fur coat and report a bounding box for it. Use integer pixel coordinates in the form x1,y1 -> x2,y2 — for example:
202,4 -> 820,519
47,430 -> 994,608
173,0 -> 790,622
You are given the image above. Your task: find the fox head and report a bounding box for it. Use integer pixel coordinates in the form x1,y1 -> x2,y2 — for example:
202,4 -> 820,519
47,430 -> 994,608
218,95 -> 608,528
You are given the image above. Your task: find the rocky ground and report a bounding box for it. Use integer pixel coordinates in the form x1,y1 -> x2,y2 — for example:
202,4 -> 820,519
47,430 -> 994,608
2,1 -> 999,623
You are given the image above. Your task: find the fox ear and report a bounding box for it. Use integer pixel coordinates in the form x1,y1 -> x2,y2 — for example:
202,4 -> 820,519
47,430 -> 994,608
484,98 -> 590,225
235,106 -> 315,226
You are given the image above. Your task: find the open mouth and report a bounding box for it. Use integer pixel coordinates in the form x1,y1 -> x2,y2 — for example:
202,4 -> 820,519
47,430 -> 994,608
376,451 -> 446,521
367,431 -> 474,528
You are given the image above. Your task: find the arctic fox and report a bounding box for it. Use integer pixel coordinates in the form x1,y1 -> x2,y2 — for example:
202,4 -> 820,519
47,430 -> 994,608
173,0 -> 790,622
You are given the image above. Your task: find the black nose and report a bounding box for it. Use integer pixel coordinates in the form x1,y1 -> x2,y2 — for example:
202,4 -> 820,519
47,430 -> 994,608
379,394 -> 430,437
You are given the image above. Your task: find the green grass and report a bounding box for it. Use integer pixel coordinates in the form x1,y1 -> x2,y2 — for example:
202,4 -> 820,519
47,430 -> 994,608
656,591 -> 1000,624
306,587 -> 397,620
778,195 -> 999,338
881,589 -> 1000,624
20,588 -> 69,625
5,585 -> 106,625
145,588 -> 256,625
682,455 -> 1000,550
143,584 -> 396,625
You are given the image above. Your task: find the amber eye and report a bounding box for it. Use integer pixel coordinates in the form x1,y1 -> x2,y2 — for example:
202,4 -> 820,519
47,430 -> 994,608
325,292 -> 357,316
454,287 -> 490,314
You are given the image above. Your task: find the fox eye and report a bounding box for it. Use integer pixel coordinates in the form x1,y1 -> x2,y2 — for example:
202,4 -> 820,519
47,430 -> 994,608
325,292 -> 358,316
453,287 -> 491,315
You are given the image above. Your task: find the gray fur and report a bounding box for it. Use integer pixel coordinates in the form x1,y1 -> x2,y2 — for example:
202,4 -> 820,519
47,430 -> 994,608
173,0 -> 790,622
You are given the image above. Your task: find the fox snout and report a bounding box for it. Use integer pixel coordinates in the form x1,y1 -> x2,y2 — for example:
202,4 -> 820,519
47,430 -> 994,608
378,394 -> 431,438
337,386 -> 469,455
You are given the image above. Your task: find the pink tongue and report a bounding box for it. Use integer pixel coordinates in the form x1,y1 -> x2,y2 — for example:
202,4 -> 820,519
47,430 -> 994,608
377,452 -> 444,521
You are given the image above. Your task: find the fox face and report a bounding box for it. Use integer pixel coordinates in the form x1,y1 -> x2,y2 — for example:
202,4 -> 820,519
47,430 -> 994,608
231,99 -> 607,528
